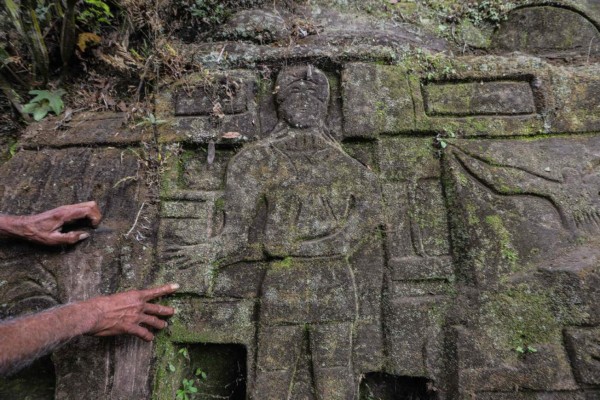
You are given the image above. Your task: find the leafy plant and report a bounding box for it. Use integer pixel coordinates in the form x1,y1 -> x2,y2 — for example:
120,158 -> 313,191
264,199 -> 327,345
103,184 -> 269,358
189,0 -> 227,24
22,89 -> 66,121
77,0 -> 114,33
5,0 -> 49,81
176,378 -> 198,400
136,113 -> 168,127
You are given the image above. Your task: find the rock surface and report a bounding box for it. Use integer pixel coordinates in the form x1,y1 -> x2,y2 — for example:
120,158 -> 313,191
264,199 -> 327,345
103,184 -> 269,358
2,1 -> 600,400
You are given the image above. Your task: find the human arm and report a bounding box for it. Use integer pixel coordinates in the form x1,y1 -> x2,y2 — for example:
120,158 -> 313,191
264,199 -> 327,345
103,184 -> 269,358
160,146 -> 274,270
0,283 -> 178,376
0,201 -> 102,245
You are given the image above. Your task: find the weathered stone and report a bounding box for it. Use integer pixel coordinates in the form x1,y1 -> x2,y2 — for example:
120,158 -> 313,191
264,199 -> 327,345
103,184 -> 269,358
450,326 -> 579,397
174,78 -> 250,116
359,373 -> 438,400
564,327 -> 600,386
156,71 -> 259,144
158,113 -> 259,144
378,137 -> 440,181
20,112 -> 150,147
410,56 -> 550,137
5,3 -> 600,399
342,63 -> 414,138
167,298 -> 255,344
153,341 -> 248,400
539,242 -> 600,326
156,65 -> 385,399
218,9 -> 290,44
492,6 -> 600,58
423,80 -> 537,116
551,66 -> 600,133
213,262 -> 267,298
384,296 -> 446,378
389,256 -> 453,281
0,147 -> 154,399
474,392 -> 586,400
378,138 -> 452,287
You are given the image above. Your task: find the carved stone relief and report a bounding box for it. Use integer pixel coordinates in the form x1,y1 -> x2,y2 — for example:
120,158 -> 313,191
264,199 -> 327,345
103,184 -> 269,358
2,2 -> 600,400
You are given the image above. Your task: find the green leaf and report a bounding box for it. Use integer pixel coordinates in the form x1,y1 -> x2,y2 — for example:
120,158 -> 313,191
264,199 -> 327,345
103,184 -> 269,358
22,103 -> 39,113
195,368 -> 207,379
32,104 -> 51,121
28,89 -> 66,115
168,363 -> 176,372
85,0 -> 113,15
178,348 -> 189,359
9,141 -> 18,158
5,0 -> 25,39
23,89 -> 66,121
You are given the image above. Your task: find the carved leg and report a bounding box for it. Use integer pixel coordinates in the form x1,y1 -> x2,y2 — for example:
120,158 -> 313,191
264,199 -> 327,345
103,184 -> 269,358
254,324 -> 304,400
310,322 -> 355,400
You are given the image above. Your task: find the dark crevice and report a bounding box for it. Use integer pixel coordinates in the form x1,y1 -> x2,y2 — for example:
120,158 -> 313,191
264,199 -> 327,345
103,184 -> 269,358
359,373 -> 439,400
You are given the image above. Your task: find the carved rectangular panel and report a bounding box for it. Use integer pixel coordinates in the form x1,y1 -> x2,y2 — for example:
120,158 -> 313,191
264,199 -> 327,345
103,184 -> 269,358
156,70 -> 259,143
423,80 -> 537,116
174,83 -> 249,116
341,63 -> 415,138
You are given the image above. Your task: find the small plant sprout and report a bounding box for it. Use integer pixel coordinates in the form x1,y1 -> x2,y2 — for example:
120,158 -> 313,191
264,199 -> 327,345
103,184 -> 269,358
176,378 -> 198,400
195,367 -> 207,379
434,132 -> 448,151
515,344 -> 538,355
136,113 -> 167,127
434,128 -> 458,156
178,347 -> 190,360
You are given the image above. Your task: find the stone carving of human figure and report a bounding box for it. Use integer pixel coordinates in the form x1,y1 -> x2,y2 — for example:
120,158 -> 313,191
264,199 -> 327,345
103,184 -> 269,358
163,65 -> 382,399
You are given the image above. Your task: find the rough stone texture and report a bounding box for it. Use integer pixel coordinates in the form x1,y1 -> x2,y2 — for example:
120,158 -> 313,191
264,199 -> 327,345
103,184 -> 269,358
492,6 -> 600,59
423,80 -> 537,116
156,70 -> 259,144
342,63 -> 414,137
218,9 -> 290,44
3,1 -> 600,400
20,112 -> 150,147
565,327 -> 600,386
0,147 -> 156,399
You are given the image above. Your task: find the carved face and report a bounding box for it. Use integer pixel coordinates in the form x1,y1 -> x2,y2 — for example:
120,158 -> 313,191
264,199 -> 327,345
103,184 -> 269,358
276,65 -> 329,129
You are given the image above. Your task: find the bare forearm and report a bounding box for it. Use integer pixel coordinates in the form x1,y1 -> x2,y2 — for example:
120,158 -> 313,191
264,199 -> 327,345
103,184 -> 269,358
0,301 -> 97,376
0,283 -> 177,376
0,214 -> 25,239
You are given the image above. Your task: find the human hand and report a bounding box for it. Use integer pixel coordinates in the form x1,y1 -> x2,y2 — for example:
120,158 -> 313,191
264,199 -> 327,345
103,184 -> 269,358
84,283 -> 179,341
6,201 -> 102,245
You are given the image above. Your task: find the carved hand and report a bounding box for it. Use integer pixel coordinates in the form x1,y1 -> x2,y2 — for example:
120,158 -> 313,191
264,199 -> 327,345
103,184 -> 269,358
84,283 -> 179,341
0,201 -> 102,245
